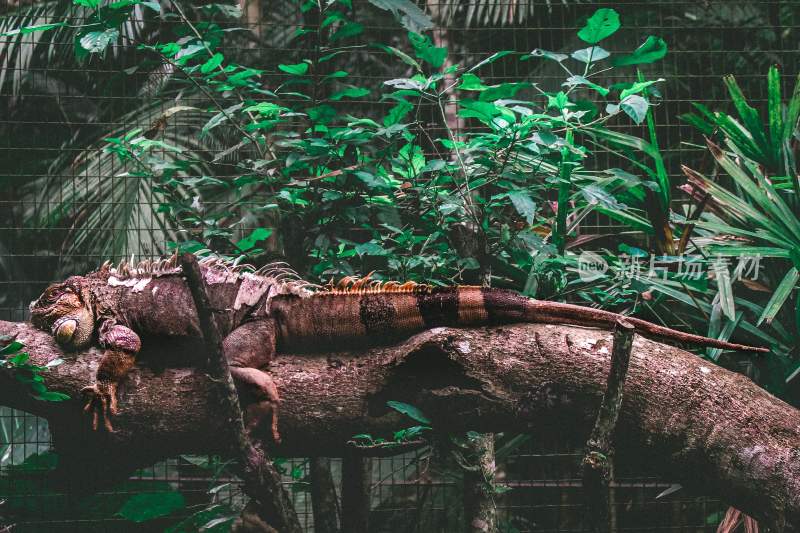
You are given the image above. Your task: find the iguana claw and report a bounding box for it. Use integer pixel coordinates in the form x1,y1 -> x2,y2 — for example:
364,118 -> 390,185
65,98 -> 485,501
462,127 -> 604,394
82,382 -> 118,432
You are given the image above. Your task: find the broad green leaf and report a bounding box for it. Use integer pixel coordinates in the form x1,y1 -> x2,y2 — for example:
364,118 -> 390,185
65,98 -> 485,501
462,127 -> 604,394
330,87 -> 370,100
611,36 -> 668,66
408,32 -> 447,68
118,491 -> 186,523
618,95 -> 649,124
571,46 -> 610,64
386,401 -> 431,424
459,73 -> 487,91
368,0 -> 433,33
577,8 -> 620,44
383,100 -> 413,126
330,22 -> 363,41
757,267 -> 798,326
73,0 -> 100,7
0,341 -> 23,355
279,62 -> 309,76
507,191 -> 537,224
236,228 -> 273,251
79,28 -> 120,53
200,53 -> 224,74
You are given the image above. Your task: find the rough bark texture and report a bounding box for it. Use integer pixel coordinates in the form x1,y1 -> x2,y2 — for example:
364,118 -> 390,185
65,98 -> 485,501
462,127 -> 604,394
0,320 -> 799,531
582,320 -> 635,533
462,433 -> 497,533
179,254 -> 302,533
310,458 -> 340,533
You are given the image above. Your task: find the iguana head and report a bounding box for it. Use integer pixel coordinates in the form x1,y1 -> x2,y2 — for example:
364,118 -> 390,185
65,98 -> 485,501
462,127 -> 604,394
30,276 -> 95,350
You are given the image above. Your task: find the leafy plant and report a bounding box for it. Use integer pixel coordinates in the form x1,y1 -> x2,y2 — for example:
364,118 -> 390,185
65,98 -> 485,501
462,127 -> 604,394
681,66 -> 800,179
0,336 -> 69,402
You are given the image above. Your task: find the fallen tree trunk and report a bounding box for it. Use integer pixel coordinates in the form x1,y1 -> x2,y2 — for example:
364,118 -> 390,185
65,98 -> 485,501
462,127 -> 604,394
0,320 -> 798,530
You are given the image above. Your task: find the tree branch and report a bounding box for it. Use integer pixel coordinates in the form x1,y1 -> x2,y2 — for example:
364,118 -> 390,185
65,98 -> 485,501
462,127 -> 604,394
0,321 -> 799,531
178,254 -> 302,533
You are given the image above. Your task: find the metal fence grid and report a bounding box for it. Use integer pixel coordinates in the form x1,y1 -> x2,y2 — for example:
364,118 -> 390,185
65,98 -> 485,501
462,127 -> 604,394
2,0 -> 798,531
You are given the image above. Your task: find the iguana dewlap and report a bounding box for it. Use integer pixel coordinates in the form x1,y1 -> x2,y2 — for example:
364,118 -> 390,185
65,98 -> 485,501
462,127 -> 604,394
29,255 -> 766,437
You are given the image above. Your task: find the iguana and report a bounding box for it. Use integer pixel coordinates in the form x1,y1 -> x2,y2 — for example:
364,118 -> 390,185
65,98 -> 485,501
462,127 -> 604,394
29,254 -> 767,438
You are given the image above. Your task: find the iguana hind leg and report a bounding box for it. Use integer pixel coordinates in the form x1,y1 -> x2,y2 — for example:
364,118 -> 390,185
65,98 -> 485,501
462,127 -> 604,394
83,320 -> 140,432
223,320 -> 281,443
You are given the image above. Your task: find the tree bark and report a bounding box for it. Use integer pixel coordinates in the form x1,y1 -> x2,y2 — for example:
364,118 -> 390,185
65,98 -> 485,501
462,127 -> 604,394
179,254 -> 302,533
1,321 -> 799,531
462,433 -> 497,533
310,457 -> 340,533
341,455 -> 371,533
582,320 -> 635,532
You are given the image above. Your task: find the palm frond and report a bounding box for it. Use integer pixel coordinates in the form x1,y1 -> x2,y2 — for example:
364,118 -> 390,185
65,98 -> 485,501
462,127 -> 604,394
0,1 -> 149,95
24,101 -> 221,269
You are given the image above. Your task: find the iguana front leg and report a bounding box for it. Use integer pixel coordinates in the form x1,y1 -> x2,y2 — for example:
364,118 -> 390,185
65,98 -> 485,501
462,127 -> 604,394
83,320 -> 140,432
223,320 -> 281,443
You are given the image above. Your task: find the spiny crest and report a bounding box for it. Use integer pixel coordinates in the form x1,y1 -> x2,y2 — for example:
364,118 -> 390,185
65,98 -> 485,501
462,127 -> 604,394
101,251 -> 181,280
102,252 -> 320,298
319,272 -> 431,295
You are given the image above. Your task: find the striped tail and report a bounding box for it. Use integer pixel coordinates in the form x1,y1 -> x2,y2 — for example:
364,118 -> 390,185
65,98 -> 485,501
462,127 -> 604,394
277,286 -> 767,353
469,288 -> 768,353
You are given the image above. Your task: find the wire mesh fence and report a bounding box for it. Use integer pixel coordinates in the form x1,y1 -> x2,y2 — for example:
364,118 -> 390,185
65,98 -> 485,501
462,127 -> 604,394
1,0 -> 798,530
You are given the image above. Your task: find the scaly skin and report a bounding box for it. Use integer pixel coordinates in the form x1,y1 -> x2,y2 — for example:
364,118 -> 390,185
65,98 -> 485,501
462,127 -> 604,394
30,257 -> 767,438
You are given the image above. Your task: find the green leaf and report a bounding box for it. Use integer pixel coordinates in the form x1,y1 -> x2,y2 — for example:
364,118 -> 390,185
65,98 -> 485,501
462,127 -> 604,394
507,191 -> 537,224
330,87 -> 370,100
615,95 -> 649,124
0,341 -> 23,356
279,62 -> 309,76
35,391 -> 70,402
458,73 -> 487,91
368,0 -> 433,33
767,65 -> 784,164
529,49 -> 568,62
571,46 -> 610,64
1,22 -> 65,37
79,28 -> 120,53
73,0 -> 100,7
409,32 -> 447,68
386,401 -> 431,424
758,268 -> 799,326
577,8 -> 620,44
236,228 -> 273,252
200,53 -> 224,74
202,102 -> 243,135
384,100 -> 413,126
330,22 -> 363,41
469,50 -> 515,72
619,78 -> 664,100
723,74 -> 771,160
563,75 -> 609,96
611,36 -> 668,66
375,44 -> 422,72
118,492 -> 186,523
